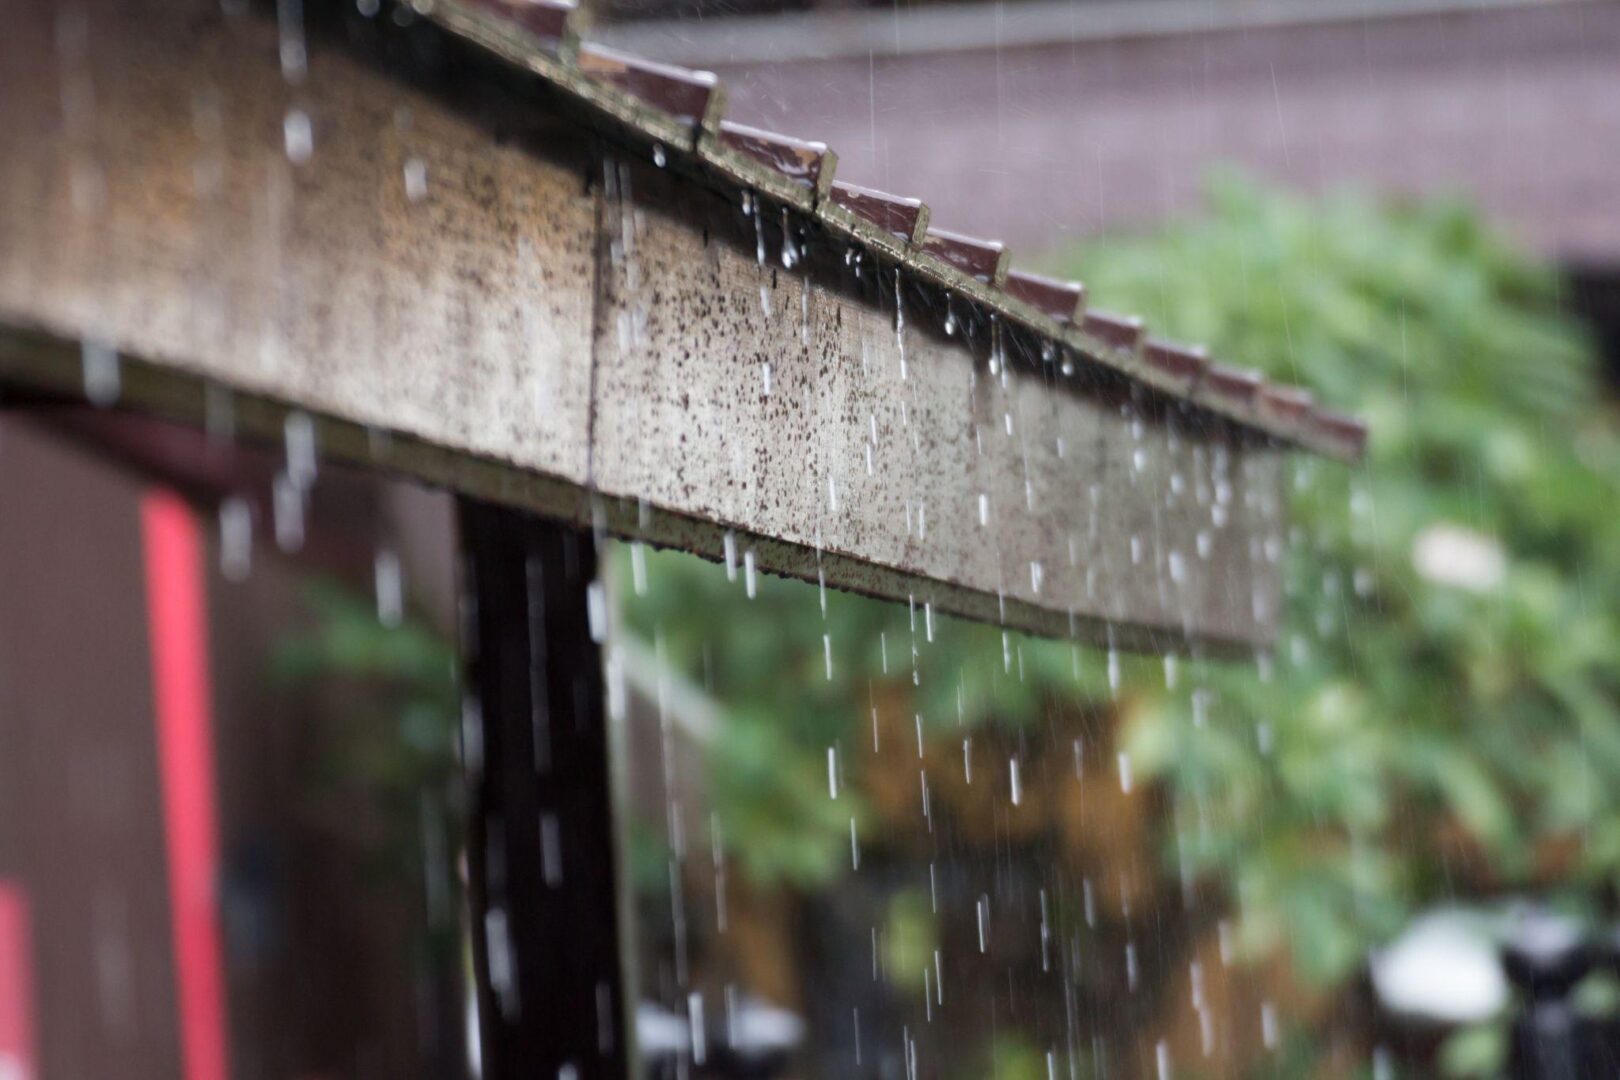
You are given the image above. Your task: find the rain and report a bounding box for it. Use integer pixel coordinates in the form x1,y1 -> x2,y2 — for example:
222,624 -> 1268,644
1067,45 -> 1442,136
0,0 -> 1618,1078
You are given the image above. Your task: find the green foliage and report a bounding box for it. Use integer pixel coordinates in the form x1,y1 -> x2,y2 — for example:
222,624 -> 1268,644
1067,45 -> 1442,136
273,581 -> 462,911
616,544 -> 1104,887
622,176 -> 1620,999
1048,173 -> 1620,983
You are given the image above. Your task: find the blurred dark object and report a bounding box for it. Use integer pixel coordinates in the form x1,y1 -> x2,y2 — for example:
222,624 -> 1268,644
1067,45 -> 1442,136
1566,264 -> 1620,393
1504,909 -> 1592,1080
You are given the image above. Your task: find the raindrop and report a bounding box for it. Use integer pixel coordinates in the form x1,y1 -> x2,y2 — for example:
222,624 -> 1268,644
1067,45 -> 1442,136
283,411 -> 318,489
894,269 -> 907,380
1009,757 -> 1022,806
403,156 -> 428,201
272,473 -> 304,552
689,992 -> 706,1065
651,143 -> 667,168
780,207 -> 798,268
630,541 -> 648,595
374,548 -> 404,627
218,497 -> 252,582
81,340 -> 120,407
540,813 -> 563,885
585,579 -> 607,642
283,108 -> 313,164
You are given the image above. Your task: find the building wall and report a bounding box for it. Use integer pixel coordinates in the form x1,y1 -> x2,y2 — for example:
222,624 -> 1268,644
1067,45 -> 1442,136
652,1 -> 1620,261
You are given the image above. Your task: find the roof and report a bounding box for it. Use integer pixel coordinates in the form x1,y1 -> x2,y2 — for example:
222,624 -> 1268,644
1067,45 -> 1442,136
429,0 -> 1367,462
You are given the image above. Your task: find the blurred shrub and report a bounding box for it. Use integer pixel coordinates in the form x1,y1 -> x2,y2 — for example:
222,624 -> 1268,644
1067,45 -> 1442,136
1049,173 -> 1620,984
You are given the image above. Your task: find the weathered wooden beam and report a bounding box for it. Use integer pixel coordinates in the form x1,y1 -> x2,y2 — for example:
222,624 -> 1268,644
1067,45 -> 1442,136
0,0 -> 1288,652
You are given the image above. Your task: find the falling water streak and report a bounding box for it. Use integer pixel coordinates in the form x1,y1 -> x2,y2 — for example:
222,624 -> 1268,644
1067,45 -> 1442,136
894,269 -> 907,380
271,473 -> 304,552
81,340 -> 120,406
744,548 -> 757,599
283,107 -> 313,164
403,156 -> 428,201
374,548 -> 403,627
688,992 -> 706,1065
711,812 -> 727,932
218,497 -> 252,582
629,541 -> 648,596
827,746 -> 840,799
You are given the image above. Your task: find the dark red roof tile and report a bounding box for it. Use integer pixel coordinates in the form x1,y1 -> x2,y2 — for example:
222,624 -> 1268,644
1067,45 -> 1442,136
1004,269 -> 1085,324
1200,362 -> 1264,404
921,227 -> 1008,285
1081,309 -> 1146,354
1306,406 -> 1368,457
718,121 -> 836,196
1142,338 -> 1208,390
578,45 -> 722,130
466,0 -> 574,47
829,181 -> 928,245
1257,383 -> 1315,426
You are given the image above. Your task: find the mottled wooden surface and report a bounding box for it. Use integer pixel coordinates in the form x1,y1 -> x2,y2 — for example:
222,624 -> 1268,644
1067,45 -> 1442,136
0,0 -> 1285,650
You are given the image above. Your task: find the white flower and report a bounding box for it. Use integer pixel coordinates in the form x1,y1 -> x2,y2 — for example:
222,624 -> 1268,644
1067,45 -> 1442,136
1411,524 -> 1506,592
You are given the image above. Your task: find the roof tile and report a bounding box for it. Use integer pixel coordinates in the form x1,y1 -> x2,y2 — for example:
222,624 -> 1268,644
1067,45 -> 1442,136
578,44 -> 724,132
921,227 -> 1008,286
465,0 -> 574,50
1081,309 -> 1146,355
429,0 -> 1365,460
828,181 -> 929,246
1004,269 -> 1085,324
718,121 -> 836,198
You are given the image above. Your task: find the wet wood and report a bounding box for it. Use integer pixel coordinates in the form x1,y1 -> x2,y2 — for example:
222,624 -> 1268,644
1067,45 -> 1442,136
0,0 -> 1288,652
